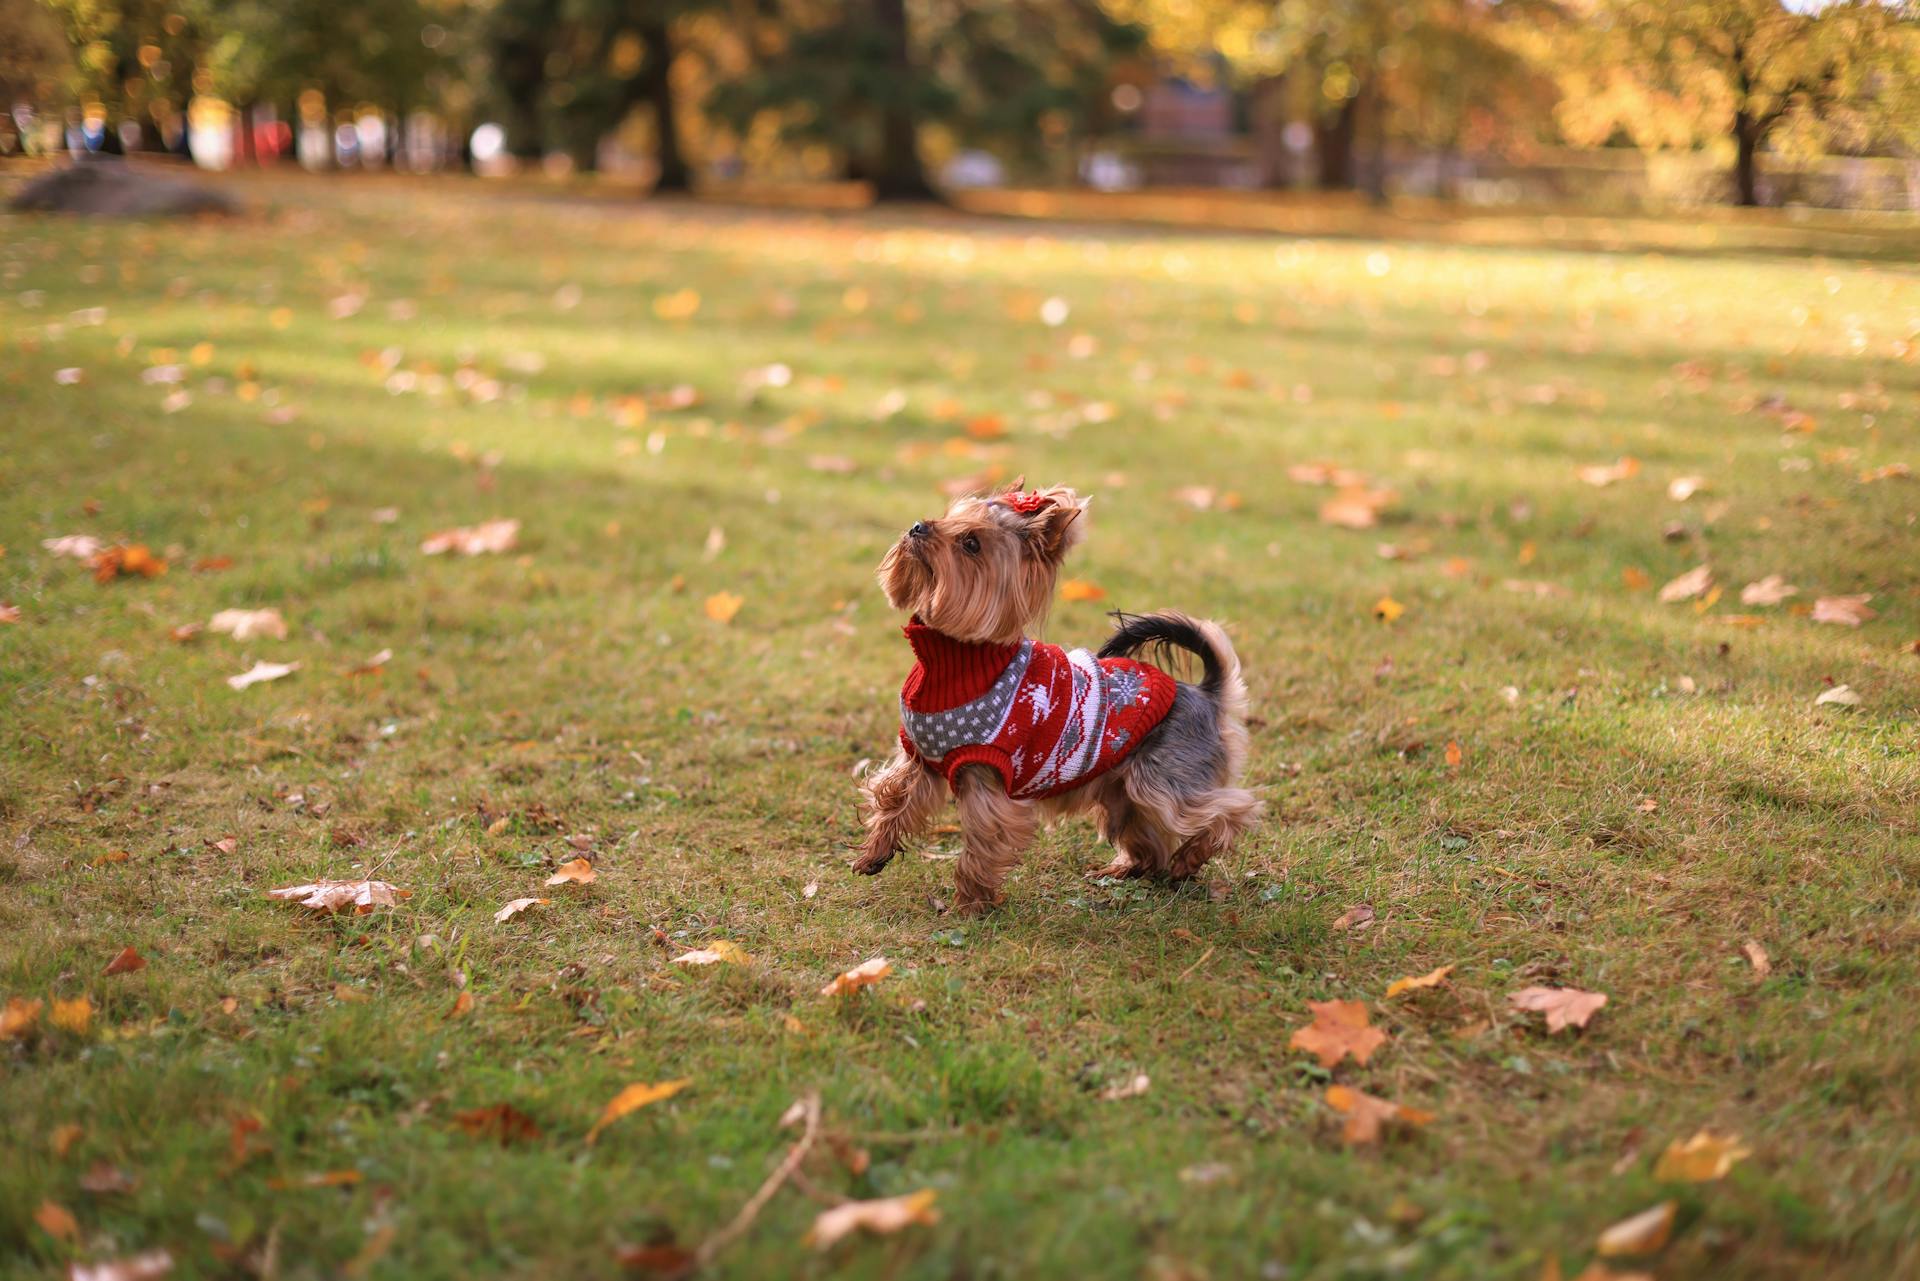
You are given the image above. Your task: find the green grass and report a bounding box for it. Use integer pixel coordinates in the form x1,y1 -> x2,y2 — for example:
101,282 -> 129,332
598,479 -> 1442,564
1,173 -> 1917,1280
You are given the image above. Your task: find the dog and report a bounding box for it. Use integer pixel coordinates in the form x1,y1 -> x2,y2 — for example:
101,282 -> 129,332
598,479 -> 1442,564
853,482 -> 1263,913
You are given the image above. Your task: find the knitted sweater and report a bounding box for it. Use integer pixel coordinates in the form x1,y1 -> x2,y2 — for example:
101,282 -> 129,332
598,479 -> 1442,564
897,618 -> 1177,800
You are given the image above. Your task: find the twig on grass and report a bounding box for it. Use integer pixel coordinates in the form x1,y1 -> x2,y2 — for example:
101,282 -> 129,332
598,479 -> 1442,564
1176,945 -> 1215,983
691,1090 -> 822,1272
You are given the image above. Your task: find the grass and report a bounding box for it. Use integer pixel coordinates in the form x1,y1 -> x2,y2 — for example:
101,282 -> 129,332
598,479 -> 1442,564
1,172 -> 1916,1281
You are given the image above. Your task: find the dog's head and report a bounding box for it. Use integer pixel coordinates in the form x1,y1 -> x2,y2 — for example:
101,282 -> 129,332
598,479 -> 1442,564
877,483 -> 1088,644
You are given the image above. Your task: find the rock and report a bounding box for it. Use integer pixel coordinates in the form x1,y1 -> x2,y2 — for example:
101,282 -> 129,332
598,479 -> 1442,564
9,157 -> 236,217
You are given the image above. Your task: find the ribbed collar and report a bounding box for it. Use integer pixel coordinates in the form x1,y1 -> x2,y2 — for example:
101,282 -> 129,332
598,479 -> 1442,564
900,617 -> 1023,713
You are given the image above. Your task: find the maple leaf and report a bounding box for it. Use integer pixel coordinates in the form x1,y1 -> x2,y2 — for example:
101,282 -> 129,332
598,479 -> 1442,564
452,1103 -> 543,1145
1,995 -> 43,1038
804,1189 -> 940,1249
68,1249 -> 175,1281
420,519 -> 520,556
821,957 -> 893,996
226,660 -> 300,691
1325,1084 -> 1435,1144
1656,565 -> 1712,603
1654,1130 -> 1751,1182
1386,965 -> 1455,998
545,857 -> 596,886
208,608 -> 287,641
1576,457 -> 1640,487
1321,487 -> 1397,529
1811,594 -> 1875,627
50,996 -> 93,1034
494,897 -> 547,922
103,946 -> 146,976
36,1199 -> 79,1241
1508,985 -> 1608,1033
703,591 -> 744,624
1059,579 -> 1106,603
672,940 -> 751,967
1596,1201 -> 1676,1257
585,1079 -> 691,1144
267,880 -> 409,914
1373,596 -> 1406,623
1739,575 -> 1797,606
1289,999 -> 1387,1068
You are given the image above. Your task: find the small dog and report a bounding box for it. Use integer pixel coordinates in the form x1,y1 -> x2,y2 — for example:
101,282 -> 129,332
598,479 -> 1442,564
853,483 -> 1263,913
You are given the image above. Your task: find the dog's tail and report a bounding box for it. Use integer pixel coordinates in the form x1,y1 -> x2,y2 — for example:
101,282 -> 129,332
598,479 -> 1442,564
1098,612 -> 1247,716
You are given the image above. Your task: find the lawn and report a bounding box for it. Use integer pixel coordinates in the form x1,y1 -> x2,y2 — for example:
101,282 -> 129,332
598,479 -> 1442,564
1,173 -> 1917,1281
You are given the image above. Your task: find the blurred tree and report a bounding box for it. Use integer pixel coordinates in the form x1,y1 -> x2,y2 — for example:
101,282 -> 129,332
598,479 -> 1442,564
711,0 -> 1143,199
0,0 -> 71,110
43,0 -> 222,152
1555,0 -> 1920,206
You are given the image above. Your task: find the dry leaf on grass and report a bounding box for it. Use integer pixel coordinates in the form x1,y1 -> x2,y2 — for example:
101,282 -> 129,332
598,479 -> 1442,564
1289,999 -> 1387,1068
0,603 -> 21,624
1814,684 -> 1861,708
1385,965 -> 1455,998
1331,904 -> 1374,932
1654,1131 -> 1751,1182
1811,594 -> 1875,627
1321,487 -> 1397,529
35,1199 -> 79,1241
585,1079 -> 691,1144
50,996 -> 93,1034
613,1243 -> 697,1274
68,1250 -> 174,1281
208,608 -> 287,641
421,519 -> 519,556
545,857 -> 596,886
1170,485 -> 1218,510
1508,986 -> 1608,1033
821,957 -> 893,997
1739,575 -> 1797,606
672,940 -> 751,967
1444,740 -> 1464,768
494,897 -> 547,923
267,880 -> 409,914
447,991 -> 475,1019
51,1123 -> 84,1157
103,947 -> 146,976
1657,565 -> 1712,603
92,545 -> 168,582
1577,457 -> 1640,487
43,535 -> 105,560
1596,1201 -> 1676,1257
1099,1073 -> 1151,1101
1666,475 -> 1707,501
804,1189 -> 940,1250
79,1162 -> 138,1194
1373,596 -> 1405,623
703,591 -> 744,624
1325,1085 -> 1435,1144
1288,461 -> 1369,487
265,1169 -> 362,1190
227,660 -> 299,691
1059,579 -> 1106,602
1741,941 -> 1771,977
452,1103 -> 542,1145
2,996 -> 43,1038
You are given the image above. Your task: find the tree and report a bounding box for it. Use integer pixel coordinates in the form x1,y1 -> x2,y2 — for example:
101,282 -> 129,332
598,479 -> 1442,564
1555,0 -> 1920,206
0,0 -> 70,112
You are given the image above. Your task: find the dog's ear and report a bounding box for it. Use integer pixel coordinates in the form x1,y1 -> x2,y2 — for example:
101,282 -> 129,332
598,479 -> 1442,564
1020,487 -> 1088,564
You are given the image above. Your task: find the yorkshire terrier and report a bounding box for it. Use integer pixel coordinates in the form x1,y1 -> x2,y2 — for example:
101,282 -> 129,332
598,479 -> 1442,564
853,483 -> 1263,913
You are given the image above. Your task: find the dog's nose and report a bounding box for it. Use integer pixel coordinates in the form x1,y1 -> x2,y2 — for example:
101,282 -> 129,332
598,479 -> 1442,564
909,521 -> 930,539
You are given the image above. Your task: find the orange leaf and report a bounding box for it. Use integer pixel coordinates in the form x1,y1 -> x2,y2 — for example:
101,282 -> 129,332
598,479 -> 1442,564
35,1199 -> 78,1241
452,1103 -> 543,1145
103,946 -> 146,976
804,1189 -> 940,1249
1508,985 -> 1608,1033
821,957 -> 893,997
1444,740 -> 1463,768
1,995 -> 43,1038
1325,1084 -> 1435,1144
448,991 -> 475,1019
703,591 -> 744,624
1385,965 -> 1455,999
1059,579 -> 1106,603
545,857 -> 596,886
50,995 -> 93,1034
1596,1201 -> 1676,1257
1289,999 -> 1386,1068
585,1079 -> 692,1144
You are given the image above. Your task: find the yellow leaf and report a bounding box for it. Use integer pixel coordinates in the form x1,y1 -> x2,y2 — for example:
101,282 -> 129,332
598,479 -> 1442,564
545,857 -> 596,886
1596,1201 -> 1676,1257
1,995 -> 43,1038
671,940 -> 751,967
821,957 -> 893,997
585,1079 -> 692,1145
804,1189 -> 940,1249
1654,1131 -> 1751,1183
1059,579 -> 1106,603
1385,965 -> 1455,999
1289,999 -> 1386,1068
1373,596 -> 1405,623
50,995 -> 93,1034
704,591 -> 744,624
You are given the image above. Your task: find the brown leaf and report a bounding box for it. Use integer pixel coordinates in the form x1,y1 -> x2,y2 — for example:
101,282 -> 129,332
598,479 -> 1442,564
452,1103 -> 543,1145
421,519 -> 520,556
79,1161 -> 138,1194
1811,594 -> 1875,627
1595,1201 -> 1676,1257
1508,985 -> 1608,1033
1741,940 -> 1771,977
208,608 -> 287,641
448,991 -> 475,1019
50,1123 -> 84,1157
1385,965 -> 1455,999
266,1169 -> 363,1190
67,1249 -> 175,1281
1739,575 -> 1797,606
2,995 -> 43,1038
671,940 -> 751,967
36,1199 -> 79,1241
545,857 -> 596,886
226,660 -> 300,691
1444,740 -> 1463,768
91,544 -> 169,582
494,897 -> 547,923
804,1189 -> 940,1249
1656,565 -> 1712,604
1289,999 -> 1387,1068
1654,1131 -> 1751,1183
1331,905 -> 1374,932
1320,487 -> 1397,530
614,1243 -> 697,1274
267,880 -> 409,915
585,1079 -> 692,1144
1576,457 -> 1640,487
103,947 -> 146,976
1324,1084 -> 1435,1144
821,957 -> 893,997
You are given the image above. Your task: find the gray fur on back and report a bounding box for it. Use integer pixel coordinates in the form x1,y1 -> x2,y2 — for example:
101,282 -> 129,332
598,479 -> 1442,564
1125,681 -> 1225,795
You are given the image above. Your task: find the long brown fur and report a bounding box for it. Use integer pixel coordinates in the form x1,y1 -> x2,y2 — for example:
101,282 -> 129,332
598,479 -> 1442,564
857,485 -> 1263,914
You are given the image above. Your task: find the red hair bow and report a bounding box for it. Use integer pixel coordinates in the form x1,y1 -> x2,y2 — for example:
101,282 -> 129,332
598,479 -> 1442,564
997,484 -> 1055,514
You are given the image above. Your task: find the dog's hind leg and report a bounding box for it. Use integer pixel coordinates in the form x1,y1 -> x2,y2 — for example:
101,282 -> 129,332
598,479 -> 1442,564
952,763 -> 1036,913
1084,780 -> 1170,880
853,747 -> 947,875
1163,787 -> 1264,880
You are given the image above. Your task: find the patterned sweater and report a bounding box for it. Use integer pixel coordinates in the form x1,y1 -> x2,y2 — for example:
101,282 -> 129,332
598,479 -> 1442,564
897,618 -> 1177,800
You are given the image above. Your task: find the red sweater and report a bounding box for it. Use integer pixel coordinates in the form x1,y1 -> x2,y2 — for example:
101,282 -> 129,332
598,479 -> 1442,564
897,618 -> 1177,800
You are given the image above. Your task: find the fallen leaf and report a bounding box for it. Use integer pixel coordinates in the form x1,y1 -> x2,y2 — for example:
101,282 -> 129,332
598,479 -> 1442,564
1814,684 -> 1861,708
68,1250 -> 174,1281
35,1199 -> 78,1242
448,991 -> 475,1019
1059,579 -> 1106,603
1811,594 -> 1875,627
1577,457 -> 1640,487
585,1079 -> 692,1144
1595,1201 -> 1676,1257
1386,965 -> 1455,998
1171,484 -> 1218,510
79,1161 -> 138,1194
91,544 -> 168,582
1321,487 -> 1397,529
1657,565 -> 1712,603
208,608 -> 287,641
1373,596 -> 1405,623
613,1243 -> 697,1274
802,881 -> 819,899
226,660 -> 300,691
346,648 -> 392,675
1741,940 -> 1771,977
1666,475 -> 1707,501
50,996 -> 93,1034
452,1103 -> 543,1145
1325,1084 -> 1435,1144
1099,1073 -> 1151,1101
0,603 -> 19,624
266,1169 -> 362,1189
267,880 -> 409,914
545,857 -> 596,886
1287,461 -> 1369,487
821,957 -> 893,997
43,535 -> 105,560
671,940 -> 751,967
703,591 -> 744,624
1508,985 -> 1608,1033
51,1123 -> 84,1157
1444,740 -> 1463,768
1332,904 -> 1375,931
804,1189 -> 940,1249
1,995 -> 43,1038
1654,1130 -> 1751,1183
1739,575 -> 1797,606
103,947 -> 146,976
421,519 -> 520,556
1621,566 -> 1650,591
494,897 -> 547,923
1289,999 -> 1387,1068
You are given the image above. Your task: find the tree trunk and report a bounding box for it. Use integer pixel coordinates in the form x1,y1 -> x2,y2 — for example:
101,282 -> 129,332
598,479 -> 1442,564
639,18 -> 690,193
1314,91 -> 1361,191
1733,111 -> 1761,206
867,0 -> 937,200
1249,74 -> 1291,190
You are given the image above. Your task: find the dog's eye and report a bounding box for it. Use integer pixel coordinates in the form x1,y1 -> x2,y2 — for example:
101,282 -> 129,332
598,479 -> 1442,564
961,534 -> 981,555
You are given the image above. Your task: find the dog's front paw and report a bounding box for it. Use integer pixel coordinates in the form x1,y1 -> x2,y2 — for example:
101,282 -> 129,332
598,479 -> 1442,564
850,845 -> 895,875
951,890 -> 1002,916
